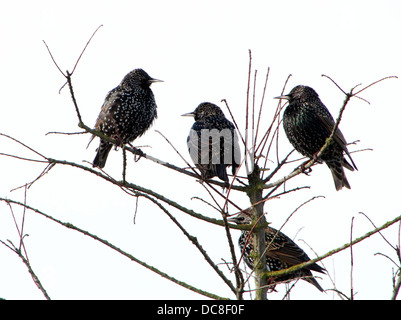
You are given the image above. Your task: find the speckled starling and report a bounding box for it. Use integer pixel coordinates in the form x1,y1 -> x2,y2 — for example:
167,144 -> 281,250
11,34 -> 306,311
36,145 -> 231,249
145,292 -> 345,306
182,102 -> 241,184
275,85 -> 357,191
229,211 -> 325,292
89,68 -> 161,168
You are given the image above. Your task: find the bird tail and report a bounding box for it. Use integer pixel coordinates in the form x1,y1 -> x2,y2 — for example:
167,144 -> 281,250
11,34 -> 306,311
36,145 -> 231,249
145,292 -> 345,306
305,262 -> 326,292
327,160 -> 351,191
231,162 -> 240,177
343,157 -> 356,172
93,141 -> 112,168
305,276 -> 325,292
216,164 -> 229,183
344,148 -> 358,171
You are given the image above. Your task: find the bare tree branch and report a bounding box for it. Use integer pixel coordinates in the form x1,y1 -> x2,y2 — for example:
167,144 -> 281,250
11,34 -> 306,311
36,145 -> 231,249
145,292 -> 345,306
0,198 -> 229,300
0,192 -> 51,300
261,212 -> 401,280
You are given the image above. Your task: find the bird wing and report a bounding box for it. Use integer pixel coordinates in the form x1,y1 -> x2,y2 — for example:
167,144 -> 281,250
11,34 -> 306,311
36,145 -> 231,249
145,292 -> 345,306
187,117 -> 241,182
231,125 -> 242,172
187,121 -> 211,167
94,88 -> 120,129
215,119 -> 241,170
314,102 -> 357,170
87,88 -> 120,148
265,227 -> 310,267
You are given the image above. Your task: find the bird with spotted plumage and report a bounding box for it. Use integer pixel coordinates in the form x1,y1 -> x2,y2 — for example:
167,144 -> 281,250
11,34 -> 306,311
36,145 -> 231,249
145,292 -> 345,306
229,210 -> 325,292
182,102 -> 241,186
89,68 -> 161,168
275,85 -> 357,191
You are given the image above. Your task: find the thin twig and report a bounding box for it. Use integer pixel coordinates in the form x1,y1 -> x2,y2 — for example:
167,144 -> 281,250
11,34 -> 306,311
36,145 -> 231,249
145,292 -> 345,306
42,40 -> 66,77
71,25 -> 103,75
1,197 -> 51,300
219,209 -> 244,299
66,72 -> 83,124
256,74 -> 291,157
353,75 -> 398,95
0,133 -> 47,159
254,68 -> 270,149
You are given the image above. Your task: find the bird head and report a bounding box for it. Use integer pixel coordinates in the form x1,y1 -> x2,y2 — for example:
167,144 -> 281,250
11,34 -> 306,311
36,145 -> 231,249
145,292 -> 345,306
274,85 -> 319,103
227,209 -> 253,225
122,68 -> 163,89
181,102 -> 225,121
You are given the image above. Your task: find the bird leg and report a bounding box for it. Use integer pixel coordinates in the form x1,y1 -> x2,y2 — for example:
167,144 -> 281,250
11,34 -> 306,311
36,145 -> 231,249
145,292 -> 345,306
222,181 -> 230,191
127,142 -> 145,162
299,159 -> 313,175
265,279 -> 278,293
133,148 -> 144,162
300,151 -> 323,175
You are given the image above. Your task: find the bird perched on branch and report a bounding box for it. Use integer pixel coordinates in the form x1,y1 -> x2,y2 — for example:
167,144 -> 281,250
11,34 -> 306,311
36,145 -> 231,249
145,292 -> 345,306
229,210 -> 325,292
275,85 -> 357,191
89,68 -> 161,168
182,102 -> 241,186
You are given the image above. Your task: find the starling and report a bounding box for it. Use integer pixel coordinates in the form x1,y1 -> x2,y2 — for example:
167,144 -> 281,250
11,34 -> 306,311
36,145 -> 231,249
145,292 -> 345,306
89,68 -> 161,168
275,85 -> 357,191
229,211 -> 325,292
182,102 -> 241,184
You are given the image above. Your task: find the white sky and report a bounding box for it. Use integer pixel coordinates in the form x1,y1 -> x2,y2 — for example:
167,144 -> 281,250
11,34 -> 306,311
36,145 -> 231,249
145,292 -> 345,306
1,0 -> 401,300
